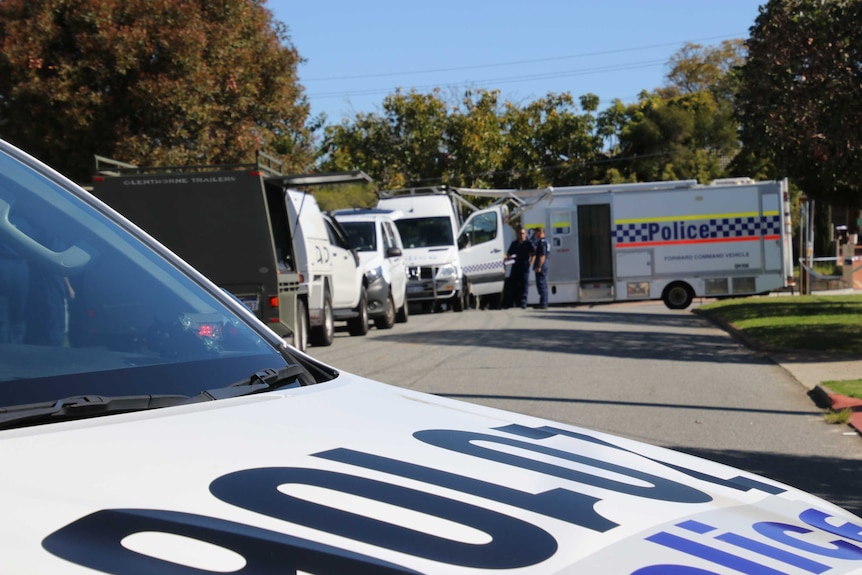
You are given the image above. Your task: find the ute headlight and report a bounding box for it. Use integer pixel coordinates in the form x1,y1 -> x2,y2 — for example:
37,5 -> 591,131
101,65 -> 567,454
436,264 -> 458,280
365,266 -> 383,282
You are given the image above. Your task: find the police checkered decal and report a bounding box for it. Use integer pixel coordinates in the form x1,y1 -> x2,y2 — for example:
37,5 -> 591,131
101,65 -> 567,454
613,214 -> 781,245
712,217 -> 761,237
463,260 -> 504,274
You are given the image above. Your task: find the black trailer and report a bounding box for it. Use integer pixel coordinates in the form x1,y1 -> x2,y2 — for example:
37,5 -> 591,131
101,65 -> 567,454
91,153 -> 308,350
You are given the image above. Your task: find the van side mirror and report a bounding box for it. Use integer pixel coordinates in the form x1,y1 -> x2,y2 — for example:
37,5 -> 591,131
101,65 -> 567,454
457,234 -> 470,250
386,247 -> 402,258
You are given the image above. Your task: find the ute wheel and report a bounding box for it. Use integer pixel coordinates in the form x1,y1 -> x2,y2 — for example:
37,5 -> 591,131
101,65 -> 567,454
395,297 -> 409,323
293,298 -> 308,351
348,286 -> 369,336
662,282 -> 694,310
375,292 -> 396,330
310,288 -> 334,346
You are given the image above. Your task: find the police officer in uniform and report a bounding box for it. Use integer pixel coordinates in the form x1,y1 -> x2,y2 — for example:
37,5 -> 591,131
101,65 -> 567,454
503,227 -> 535,309
532,226 -> 549,309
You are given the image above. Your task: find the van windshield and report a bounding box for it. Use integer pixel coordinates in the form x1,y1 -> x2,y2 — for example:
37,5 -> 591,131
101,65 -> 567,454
395,217 -> 453,248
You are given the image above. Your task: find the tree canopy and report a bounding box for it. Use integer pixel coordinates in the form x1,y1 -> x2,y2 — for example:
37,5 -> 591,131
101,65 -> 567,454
736,0 -> 862,206
0,0 -> 312,183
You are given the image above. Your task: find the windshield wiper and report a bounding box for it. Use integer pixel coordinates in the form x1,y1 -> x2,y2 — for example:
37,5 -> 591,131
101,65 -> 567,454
0,394 -> 189,430
184,365 -> 310,403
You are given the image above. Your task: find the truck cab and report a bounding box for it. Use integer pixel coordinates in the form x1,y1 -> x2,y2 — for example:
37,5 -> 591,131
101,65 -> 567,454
377,188 -> 510,312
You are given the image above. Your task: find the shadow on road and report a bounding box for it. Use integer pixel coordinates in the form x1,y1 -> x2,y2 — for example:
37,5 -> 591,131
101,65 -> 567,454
679,446 -> 862,517
377,325 -> 766,365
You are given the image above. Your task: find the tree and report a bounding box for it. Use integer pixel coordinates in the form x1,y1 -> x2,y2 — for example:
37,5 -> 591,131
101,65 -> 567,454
736,0 -> 862,206
597,39 -> 747,184
0,0 -> 312,183
666,39 -> 747,102
499,93 -> 603,189
320,88 -> 450,190
319,88 -> 604,193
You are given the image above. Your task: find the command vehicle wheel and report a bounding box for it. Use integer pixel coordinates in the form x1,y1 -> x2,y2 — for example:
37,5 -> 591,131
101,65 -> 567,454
662,282 -> 694,310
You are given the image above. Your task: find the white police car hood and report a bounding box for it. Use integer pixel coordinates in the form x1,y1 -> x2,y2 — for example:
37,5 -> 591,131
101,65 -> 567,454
3,373 -> 861,575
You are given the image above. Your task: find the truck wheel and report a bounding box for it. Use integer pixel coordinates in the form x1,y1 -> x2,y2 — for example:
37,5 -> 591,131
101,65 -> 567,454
374,292 -> 396,330
453,292 -> 464,312
395,297 -> 409,323
310,289 -> 334,346
294,298 -> 308,351
662,282 -> 694,310
348,286 -> 369,336
453,280 -> 469,312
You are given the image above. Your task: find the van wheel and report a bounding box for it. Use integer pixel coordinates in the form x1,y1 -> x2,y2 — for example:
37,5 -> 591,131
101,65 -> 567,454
375,292 -> 396,330
662,282 -> 694,310
348,286 -> 369,336
293,298 -> 308,351
395,297 -> 409,323
310,289 -> 334,346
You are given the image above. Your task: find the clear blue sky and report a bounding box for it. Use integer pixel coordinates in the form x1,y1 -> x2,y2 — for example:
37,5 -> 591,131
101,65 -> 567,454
268,1 -> 764,125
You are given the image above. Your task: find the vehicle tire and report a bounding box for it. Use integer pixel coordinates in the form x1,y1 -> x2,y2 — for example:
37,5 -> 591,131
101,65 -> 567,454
347,286 -> 369,336
453,280 -> 469,312
452,292 -> 464,312
374,292 -> 396,330
395,297 -> 409,323
662,282 -> 694,310
293,298 -> 308,352
309,288 -> 334,347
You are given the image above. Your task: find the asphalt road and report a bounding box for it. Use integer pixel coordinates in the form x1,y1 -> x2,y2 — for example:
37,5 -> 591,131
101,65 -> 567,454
306,300 -> 862,516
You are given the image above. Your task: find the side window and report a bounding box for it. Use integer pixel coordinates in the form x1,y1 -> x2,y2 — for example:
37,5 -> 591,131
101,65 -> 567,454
462,211 -> 498,246
324,219 -> 347,249
381,222 -> 393,251
551,211 -> 571,236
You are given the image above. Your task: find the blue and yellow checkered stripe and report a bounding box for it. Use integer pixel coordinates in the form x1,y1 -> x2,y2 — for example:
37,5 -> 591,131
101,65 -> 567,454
614,212 -> 782,246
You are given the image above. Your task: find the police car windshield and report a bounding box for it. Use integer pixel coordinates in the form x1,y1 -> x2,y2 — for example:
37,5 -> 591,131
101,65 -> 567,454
0,144 -> 292,412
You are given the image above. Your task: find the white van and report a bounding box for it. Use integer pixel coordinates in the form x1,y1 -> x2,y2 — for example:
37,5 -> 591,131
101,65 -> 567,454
377,188 -> 511,311
284,190 -> 368,345
333,208 -> 409,329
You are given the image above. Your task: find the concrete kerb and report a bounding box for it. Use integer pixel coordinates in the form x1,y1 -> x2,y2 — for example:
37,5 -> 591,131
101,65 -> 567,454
692,307 -> 862,438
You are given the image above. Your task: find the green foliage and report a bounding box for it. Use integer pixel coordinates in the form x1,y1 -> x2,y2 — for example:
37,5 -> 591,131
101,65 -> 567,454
823,409 -> 852,425
736,0 -> 862,207
0,0 -> 313,182
319,88 -> 604,191
601,89 -> 741,183
312,184 -> 378,212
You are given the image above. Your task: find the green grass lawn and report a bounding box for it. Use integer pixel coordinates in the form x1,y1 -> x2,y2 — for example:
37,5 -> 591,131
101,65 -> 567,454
697,294 -> 862,355
823,379 -> 862,399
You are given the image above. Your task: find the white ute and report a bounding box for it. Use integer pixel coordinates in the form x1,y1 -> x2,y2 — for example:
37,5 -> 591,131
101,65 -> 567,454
333,208 -> 409,329
2,137 -> 861,574
284,189 -> 368,345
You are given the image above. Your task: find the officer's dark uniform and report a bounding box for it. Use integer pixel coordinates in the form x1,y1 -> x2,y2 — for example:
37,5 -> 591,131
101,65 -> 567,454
533,232 -> 549,308
504,232 -> 535,308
